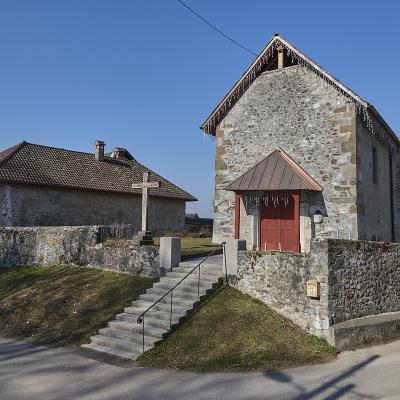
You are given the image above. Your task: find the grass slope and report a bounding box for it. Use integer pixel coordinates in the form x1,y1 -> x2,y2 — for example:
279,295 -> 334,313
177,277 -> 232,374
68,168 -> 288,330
0,265 -> 155,346
138,287 -> 336,372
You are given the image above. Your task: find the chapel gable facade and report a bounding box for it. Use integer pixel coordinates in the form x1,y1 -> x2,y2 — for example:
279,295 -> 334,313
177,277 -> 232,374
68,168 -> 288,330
201,34 -> 400,252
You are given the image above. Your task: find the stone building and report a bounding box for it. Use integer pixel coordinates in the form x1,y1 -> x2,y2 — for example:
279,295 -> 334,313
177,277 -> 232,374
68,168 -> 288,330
0,141 -> 196,232
201,34 -> 399,252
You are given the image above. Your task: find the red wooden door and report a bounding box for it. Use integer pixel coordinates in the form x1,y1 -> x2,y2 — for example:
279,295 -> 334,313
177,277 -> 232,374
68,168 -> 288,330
260,194 -> 300,252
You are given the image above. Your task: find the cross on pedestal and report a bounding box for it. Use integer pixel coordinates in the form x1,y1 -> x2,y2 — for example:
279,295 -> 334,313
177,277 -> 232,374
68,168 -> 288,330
132,172 -> 161,233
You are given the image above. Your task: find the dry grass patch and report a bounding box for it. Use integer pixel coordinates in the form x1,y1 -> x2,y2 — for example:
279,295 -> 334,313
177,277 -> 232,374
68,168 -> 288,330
154,237 -> 220,256
137,287 -> 337,372
0,265 -> 155,346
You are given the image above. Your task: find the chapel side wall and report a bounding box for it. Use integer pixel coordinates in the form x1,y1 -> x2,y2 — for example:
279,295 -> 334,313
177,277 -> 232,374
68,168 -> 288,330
356,115 -> 394,241
0,183 -> 186,234
213,65 -> 358,244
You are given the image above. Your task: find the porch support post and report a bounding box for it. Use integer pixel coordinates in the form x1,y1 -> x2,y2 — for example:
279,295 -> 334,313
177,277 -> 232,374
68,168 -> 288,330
294,193 -> 301,252
234,193 -> 241,239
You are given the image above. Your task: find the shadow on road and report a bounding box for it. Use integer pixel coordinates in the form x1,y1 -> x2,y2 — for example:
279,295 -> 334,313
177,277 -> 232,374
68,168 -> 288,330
0,337 -> 383,400
265,355 -> 379,399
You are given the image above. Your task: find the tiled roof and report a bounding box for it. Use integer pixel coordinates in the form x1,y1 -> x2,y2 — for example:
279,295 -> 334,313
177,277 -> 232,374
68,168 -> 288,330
226,148 -> 323,192
0,141 -> 197,201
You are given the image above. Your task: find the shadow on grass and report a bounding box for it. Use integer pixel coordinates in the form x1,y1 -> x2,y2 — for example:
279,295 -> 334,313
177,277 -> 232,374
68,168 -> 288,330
0,265 -> 156,346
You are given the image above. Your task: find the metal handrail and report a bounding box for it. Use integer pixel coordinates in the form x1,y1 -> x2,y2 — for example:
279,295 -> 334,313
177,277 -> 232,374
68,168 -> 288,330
137,241 -> 226,353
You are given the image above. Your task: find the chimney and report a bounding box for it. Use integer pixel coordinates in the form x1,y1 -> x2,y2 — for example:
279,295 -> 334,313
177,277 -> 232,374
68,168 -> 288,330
95,140 -> 105,162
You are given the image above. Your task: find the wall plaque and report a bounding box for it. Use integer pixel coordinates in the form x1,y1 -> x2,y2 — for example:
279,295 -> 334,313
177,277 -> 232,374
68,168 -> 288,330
307,280 -> 320,298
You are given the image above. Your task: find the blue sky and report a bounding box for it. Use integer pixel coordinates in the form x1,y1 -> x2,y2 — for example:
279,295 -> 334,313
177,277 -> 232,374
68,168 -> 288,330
0,0 -> 399,217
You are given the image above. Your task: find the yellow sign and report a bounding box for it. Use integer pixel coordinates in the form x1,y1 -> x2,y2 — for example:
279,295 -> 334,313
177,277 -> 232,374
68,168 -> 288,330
307,280 -> 320,298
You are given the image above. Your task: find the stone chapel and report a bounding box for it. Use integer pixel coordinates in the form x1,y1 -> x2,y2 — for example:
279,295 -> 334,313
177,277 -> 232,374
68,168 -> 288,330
201,34 -> 399,252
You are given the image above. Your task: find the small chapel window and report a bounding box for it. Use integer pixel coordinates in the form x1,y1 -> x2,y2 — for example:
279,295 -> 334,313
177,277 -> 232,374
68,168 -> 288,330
372,146 -> 378,184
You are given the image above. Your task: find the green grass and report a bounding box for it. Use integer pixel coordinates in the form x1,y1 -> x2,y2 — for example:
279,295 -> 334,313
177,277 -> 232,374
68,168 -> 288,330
0,265 -> 156,346
154,237 -> 220,256
137,287 -> 337,372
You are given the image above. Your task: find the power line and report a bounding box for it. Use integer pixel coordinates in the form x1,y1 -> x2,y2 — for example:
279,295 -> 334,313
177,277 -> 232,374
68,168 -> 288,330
175,0 -> 257,56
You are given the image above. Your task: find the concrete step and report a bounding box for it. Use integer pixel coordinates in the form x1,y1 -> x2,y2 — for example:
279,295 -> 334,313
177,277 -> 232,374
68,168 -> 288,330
145,286 -> 206,301
108,320 -> 166,339
82,256 -> 222,361
158,276 -> 220,289
125,304 -> 187,320
173,265 -> 222,277
116,313 -> 180,329
139,292 -> 198,307
153,280 -> 213,293
99,327 -> 159,346
82,342 -> 137,360
90,335 -> 147,355
124,300 -> 188,319
332,311 -> 400,351
166,271 -> 219,279
131,300 -> 191,315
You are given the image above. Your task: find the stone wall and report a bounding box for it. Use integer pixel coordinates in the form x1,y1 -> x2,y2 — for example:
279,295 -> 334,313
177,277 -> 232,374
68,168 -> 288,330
0,226 -> 160,277
328,240 -> 400,324
214,65 -> 359,246
0,183 -> 186,234
235,239 -> 400,342
235,240 -> 331,340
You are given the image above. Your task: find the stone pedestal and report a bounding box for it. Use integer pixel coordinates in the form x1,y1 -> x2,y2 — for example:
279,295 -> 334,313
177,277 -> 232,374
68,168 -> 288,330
224,239 -> 247,276
160,237 -> 181,271
133,230 -> 154,245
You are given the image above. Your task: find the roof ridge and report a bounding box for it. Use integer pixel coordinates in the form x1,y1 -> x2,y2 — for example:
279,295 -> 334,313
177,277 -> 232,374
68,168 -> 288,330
23,141 -> 103,158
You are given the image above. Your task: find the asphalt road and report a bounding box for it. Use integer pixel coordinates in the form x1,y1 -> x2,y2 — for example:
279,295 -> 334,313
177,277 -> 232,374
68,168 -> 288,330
1,337 -> 400,400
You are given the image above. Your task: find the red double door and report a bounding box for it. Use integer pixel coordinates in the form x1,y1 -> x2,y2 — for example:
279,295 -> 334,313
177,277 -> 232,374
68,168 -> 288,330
260,193 -> 300,252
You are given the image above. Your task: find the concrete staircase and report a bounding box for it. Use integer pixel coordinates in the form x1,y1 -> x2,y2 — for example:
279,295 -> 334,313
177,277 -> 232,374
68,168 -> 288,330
82,259 -> 223,360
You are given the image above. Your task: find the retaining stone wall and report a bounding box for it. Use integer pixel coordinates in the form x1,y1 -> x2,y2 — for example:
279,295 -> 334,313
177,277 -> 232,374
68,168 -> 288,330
235,239 -> 400,342
0,226 -> 160,278
236,240 -> 330,340
328,240 -> 400,324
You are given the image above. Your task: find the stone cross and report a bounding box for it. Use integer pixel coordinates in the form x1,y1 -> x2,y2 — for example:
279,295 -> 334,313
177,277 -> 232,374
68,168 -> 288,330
132,172 -> 161,232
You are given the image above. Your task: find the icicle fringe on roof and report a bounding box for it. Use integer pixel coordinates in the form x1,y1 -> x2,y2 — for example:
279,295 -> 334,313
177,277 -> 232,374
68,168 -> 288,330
201,35 -> 398,153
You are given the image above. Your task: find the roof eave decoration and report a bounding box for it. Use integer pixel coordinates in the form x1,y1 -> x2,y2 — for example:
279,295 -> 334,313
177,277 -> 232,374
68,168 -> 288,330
200,34 -> 398,153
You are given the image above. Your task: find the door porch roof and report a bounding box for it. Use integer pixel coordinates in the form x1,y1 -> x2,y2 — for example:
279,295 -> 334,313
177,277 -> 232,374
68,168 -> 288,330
226,148 -> 323,192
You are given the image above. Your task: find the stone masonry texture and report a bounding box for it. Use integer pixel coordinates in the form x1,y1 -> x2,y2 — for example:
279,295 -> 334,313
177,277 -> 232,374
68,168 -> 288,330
356,113 -> 399,242
328,240 -> 400,324
235,239 -> 400,343
236,240 -> 331,341
0,184 -> 186,234
213,64 -> 399,247
0,226 -> 161,278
